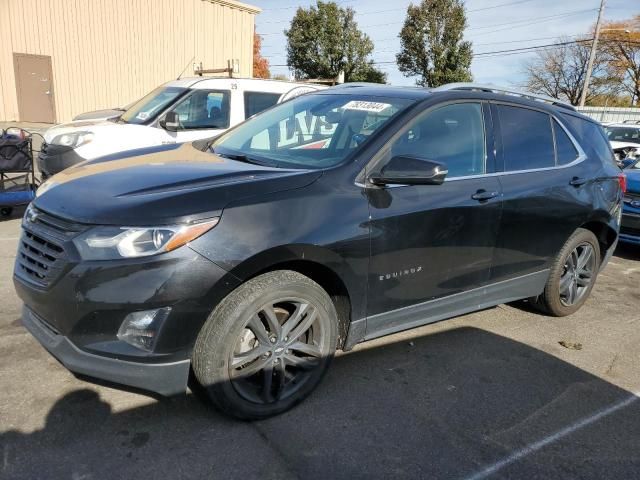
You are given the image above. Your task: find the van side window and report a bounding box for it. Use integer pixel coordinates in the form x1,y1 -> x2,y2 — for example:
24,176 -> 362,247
390,102 -> 486,178
497,105 -> 554,171
244,92 -> 281,119
171,90 -> 231,129
553,119 -> 579,165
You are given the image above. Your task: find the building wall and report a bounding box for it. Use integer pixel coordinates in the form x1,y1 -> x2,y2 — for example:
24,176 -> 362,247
0,0 -> 258,123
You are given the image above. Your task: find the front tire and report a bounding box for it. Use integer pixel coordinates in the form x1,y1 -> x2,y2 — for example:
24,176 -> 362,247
535,228 -> 600,316
192,270 -> 337,420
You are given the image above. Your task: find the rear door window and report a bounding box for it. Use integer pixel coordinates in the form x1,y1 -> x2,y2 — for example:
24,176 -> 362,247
553,120 -> 579,165
496,105 -> 555,171
244,92 -> 282,119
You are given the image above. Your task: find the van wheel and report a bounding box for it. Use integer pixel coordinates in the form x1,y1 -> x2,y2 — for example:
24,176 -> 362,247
192,270 -> 337,420
534,228 -> 600,317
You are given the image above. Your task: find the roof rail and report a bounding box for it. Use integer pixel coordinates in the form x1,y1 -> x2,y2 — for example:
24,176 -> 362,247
432,83 -> 576,111
622,119 -> 640,124
330,82 -> 382,89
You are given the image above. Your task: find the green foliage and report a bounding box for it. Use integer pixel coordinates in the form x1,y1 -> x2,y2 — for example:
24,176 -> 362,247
396,0 -> 473,87
285,1 -> 386,83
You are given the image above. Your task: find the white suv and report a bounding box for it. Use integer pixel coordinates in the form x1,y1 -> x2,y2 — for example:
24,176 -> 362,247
604,122 -> 640,162
39,78 -> 324,178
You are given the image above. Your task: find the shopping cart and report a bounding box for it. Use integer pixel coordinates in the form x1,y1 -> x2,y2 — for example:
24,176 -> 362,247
0,128 -> 40,217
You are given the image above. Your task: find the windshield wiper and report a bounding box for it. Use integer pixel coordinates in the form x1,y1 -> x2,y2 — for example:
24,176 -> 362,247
216,152 -> 266,166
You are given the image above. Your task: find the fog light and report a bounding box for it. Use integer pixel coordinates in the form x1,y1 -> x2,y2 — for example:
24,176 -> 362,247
117,307 -> 171,352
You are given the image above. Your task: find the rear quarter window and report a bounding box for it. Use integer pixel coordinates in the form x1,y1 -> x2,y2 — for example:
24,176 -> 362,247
559,113 -> 615,166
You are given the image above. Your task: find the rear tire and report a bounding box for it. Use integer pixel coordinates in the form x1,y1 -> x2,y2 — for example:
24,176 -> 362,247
192,270 -> 337,420
534,228 -> 600,317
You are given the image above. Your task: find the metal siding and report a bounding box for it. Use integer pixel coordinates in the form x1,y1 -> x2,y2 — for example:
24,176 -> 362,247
576,107 -> 640,124
0,0 -> 257,122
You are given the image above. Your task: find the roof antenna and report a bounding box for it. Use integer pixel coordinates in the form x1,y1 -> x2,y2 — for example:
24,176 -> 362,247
177,56 -> 195,80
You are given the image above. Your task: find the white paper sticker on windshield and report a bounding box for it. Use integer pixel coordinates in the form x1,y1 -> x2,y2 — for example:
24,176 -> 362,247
136,112 -> 149,120
343,101 -> 391,113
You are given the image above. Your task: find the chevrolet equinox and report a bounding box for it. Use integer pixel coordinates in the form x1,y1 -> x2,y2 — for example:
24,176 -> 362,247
14,84 -> 624,419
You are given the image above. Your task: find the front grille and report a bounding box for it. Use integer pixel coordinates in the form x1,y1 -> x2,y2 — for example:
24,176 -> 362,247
16,207 -> 86,288
18,231 -> 64,286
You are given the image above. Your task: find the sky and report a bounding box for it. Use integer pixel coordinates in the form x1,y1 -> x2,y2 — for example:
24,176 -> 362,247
249,0 -> 635,87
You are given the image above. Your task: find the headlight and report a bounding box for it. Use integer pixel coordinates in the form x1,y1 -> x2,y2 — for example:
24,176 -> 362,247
73,218 -> 219,260
50,131 -> 94,148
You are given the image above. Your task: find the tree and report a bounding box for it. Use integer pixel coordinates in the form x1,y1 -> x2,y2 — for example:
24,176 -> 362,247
522,37 -> 609,105
396,0 -> 472,87
350,63 -> 388,83
600,16 -> 640,105
285,1 -> 386,83
253,29 -> 270,79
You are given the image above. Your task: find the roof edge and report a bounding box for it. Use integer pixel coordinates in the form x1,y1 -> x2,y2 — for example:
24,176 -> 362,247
203,0 -> 261,14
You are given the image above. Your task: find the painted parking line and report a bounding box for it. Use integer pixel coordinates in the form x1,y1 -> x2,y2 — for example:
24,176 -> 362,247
463,392 -> 640,480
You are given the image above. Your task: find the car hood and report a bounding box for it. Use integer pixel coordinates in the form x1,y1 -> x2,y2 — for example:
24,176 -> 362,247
72,108 -> 123,121
44,120 -> 115,141
33,142 -> 323,225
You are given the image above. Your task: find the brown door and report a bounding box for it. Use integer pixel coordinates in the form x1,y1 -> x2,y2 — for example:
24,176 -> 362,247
13,53 -> 56,123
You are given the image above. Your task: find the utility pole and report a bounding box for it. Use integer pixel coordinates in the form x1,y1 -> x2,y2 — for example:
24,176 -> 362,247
579,0 -> 606,107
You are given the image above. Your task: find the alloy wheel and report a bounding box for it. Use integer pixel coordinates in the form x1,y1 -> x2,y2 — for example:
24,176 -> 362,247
559,242 -> 596,307
229,299 -> 327,404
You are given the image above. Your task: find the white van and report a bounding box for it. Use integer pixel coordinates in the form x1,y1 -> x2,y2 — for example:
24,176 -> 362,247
38,77 -> 324,178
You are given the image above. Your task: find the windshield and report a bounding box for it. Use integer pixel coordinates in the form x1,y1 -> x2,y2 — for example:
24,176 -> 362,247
210,93 -> 415,169
119,86 -> 188,124
605,126 -> 640,145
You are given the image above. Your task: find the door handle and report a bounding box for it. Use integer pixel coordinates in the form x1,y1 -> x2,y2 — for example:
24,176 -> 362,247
570,177 -> 587,187
471,190 -> 499,201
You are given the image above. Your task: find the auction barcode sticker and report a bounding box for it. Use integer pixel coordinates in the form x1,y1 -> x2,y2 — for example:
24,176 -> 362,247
342,101 -> 391,113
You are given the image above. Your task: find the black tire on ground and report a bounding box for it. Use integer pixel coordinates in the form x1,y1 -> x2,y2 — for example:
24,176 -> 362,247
0,207 -> 13,217
534,228 -> 601,317
192,270 -> 338,420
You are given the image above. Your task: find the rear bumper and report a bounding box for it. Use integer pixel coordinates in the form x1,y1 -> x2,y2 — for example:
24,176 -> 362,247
22,306 -> 190,396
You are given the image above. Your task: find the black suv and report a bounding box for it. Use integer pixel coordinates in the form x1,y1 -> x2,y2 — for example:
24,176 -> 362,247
14,84 -> 623,419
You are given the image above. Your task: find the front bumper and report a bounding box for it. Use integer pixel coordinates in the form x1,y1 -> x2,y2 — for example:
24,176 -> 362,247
37,144 -> 85,179
22,306 -> 190,395
13,207 -> 241,395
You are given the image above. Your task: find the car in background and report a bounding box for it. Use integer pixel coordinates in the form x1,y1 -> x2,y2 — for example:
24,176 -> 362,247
71,102 -> 136,122
604,123 -> 640,164
38,78 -> 324,179
621,157 -> 640,245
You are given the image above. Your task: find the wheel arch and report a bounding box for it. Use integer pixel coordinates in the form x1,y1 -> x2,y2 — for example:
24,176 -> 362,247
227,244 -> 362,350
580,220 -> 617,262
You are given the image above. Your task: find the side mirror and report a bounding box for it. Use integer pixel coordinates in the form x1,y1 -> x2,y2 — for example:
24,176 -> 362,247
369,155 -> 448,186
160,111 -> 180,131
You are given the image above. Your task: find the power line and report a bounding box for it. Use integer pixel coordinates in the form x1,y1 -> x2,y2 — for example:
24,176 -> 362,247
259,0 -> 357,11
259,0 -> 542,25
257,7 -> 598,36
265,37 -> 640,67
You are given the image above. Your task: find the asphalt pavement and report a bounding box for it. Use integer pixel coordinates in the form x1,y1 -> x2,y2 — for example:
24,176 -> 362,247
1,209 -> 639,479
